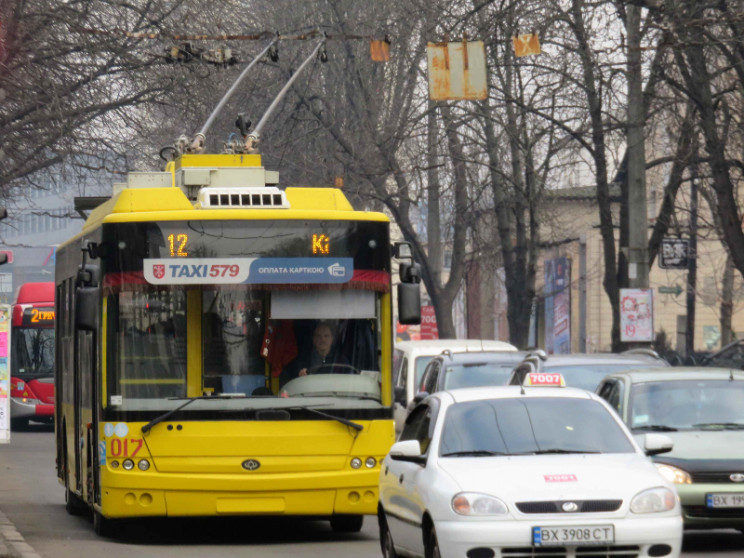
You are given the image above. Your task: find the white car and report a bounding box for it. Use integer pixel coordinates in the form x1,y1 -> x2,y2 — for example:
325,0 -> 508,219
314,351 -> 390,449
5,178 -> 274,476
378,379 -> 683,558
393,340 -> 518,434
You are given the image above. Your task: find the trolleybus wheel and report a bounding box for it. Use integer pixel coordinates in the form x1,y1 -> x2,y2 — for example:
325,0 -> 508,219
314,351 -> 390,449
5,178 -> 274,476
65,486 -> 88,516
330,514 -> 364,532
63,438 -> 88,516
93,510 -> 117,538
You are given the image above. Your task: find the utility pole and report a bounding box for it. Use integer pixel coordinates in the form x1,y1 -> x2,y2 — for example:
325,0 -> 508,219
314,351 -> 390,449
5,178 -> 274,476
626,4 -> 649,293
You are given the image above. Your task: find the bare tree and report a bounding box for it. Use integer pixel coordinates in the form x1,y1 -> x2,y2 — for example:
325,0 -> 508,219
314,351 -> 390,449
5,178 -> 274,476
661,0 -> 744,282
0,1 -> 226,194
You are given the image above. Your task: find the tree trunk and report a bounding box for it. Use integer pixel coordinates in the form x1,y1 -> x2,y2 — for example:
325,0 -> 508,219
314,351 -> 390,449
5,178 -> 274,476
721,252 -> 735,346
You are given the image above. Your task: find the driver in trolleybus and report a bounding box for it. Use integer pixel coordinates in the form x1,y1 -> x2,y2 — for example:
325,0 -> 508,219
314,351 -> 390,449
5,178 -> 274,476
280,321 -> 350,386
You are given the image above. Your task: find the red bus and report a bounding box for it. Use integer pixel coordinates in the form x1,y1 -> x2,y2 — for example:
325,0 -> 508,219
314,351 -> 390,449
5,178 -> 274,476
9,282 -> 55,429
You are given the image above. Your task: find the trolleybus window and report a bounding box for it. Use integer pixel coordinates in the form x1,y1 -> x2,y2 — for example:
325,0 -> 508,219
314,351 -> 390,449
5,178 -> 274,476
109,289 -> 187,400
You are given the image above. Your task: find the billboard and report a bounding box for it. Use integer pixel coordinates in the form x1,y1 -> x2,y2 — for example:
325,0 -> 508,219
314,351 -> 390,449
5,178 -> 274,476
0,304 -> 11,443
620,289 -> 654,342
545,257 -> 571,354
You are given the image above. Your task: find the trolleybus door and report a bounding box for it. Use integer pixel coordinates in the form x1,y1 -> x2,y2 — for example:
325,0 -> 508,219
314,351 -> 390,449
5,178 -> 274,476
74,328 -> 94,501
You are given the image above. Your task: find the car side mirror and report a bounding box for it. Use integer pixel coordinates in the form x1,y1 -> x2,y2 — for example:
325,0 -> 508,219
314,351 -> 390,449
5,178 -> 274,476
394,386 -> 407,406
389,440 -> 424,463
643,433 -> 673,456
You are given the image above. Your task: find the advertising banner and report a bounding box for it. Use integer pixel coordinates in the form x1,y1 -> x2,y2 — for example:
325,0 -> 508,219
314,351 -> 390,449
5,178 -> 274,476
420,305 -> 439,340
620,289 -> 654,342
0,304 -> 11,443
545,257 -> 571,354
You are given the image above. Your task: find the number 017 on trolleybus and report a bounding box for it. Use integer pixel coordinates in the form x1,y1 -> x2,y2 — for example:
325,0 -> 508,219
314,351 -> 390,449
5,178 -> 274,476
9,282 -> 55,430
55,153 -> 422,536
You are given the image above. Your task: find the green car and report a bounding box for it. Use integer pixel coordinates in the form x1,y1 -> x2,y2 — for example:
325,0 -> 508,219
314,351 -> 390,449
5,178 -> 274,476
596,367 -> 744,531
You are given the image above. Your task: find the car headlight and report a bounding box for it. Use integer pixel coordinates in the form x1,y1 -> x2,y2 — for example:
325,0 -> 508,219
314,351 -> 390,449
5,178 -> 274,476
452,492 -> 508,516
630,487 -> 677,514
655,463 -> 692,484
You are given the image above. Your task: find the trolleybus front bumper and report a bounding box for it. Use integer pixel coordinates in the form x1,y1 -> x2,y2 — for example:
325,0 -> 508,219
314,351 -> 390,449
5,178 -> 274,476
98,467 -> 381,519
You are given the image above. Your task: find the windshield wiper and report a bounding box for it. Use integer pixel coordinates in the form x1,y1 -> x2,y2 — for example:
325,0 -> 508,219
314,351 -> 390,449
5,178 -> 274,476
141,395 -> 246,434
533,449 -> 600,455
693,422 -> 744,430
633,424 -> 678,432
300,392 -> 380,401
286,406 -> 364,431
441,450 -> 507,457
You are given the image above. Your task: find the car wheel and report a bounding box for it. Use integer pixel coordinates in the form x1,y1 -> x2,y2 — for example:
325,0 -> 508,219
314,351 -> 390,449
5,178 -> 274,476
426,525 -> 441,558
379,512 -> 398,558
330,514 -> 364,532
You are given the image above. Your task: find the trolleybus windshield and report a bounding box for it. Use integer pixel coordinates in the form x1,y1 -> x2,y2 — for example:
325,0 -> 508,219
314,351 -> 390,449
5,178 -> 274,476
101,219 -> 390,417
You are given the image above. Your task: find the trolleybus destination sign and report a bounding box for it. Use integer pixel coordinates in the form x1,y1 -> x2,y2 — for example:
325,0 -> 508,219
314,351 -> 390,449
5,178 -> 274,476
143,257 -> 353,285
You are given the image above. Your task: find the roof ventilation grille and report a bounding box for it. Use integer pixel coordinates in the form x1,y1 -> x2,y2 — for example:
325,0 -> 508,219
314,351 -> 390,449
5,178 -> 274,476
196,187 -> 289,209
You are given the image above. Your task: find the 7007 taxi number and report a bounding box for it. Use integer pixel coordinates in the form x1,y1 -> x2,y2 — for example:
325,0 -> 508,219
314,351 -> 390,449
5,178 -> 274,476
533,525 -> 614,546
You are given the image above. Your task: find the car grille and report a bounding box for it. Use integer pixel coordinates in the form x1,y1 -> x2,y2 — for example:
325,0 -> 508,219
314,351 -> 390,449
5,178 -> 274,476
516,500 -> 623,514
500,546 -> 640,558
690,471 -> 744,483
686,505 -> 744,518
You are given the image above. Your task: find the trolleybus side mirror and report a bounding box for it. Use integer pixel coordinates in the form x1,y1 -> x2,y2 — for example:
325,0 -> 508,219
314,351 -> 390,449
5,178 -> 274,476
75,287 -> 99,331
397,261 -> 421,325
398,281 -> 421,325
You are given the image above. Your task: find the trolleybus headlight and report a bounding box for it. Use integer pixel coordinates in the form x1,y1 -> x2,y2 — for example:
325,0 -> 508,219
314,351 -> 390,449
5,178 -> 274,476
110,460 -> 120,469
365,457 -> 376,468
350,457 -> 362,469
138,459 -> 150,471
122,459 -> 135,471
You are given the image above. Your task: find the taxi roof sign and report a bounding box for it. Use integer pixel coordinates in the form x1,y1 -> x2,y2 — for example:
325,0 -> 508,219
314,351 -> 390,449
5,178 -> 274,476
524,372 -> 566,387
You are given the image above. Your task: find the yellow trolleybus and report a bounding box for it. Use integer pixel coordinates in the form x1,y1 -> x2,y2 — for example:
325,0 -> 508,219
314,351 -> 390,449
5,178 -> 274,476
55,153 -> 420,536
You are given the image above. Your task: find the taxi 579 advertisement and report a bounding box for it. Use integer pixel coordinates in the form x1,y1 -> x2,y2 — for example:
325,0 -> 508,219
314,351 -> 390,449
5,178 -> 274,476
143,257 -> 353,285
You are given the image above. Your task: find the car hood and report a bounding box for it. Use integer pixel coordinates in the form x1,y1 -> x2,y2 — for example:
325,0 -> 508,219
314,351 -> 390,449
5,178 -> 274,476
634,430 -> 744,461
436,453 -> 665,500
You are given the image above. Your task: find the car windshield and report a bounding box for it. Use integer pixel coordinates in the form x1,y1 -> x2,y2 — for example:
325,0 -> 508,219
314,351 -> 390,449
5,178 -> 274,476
548,364 -> 656,391
630,379 -> 744,430
443,362 -> 517,389
439,397 -> 635,456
